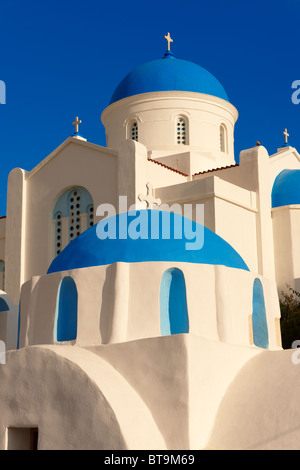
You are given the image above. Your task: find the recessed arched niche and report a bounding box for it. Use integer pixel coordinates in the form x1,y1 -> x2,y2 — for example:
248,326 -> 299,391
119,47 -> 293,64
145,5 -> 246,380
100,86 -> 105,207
55,277 -> 78,342
252,278 -> 269,349
159,268 -> 189,336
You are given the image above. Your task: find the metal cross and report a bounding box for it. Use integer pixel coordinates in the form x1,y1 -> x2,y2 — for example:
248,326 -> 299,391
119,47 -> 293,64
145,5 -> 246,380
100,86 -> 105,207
164,32 -> 173,51
72,116 -> 82,134
138,182 -> 161,208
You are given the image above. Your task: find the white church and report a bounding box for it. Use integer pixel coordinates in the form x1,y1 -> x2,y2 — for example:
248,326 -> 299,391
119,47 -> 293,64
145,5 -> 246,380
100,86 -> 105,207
0,34 -> 300,450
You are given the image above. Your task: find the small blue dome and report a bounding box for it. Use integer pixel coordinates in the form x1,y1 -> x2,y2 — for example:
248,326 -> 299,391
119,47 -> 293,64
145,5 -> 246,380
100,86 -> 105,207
272,169 -> 300,208
110,52 -> 229,104
47,210 -> 249,274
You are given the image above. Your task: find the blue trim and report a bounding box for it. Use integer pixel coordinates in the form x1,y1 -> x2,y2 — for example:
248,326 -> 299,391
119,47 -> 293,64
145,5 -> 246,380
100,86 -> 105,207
48,210 -> 249,274
54,277 -> 78,342
160,268 -> 189,335
110,56 -> 229,104
17,302 -> 21,349
252,278 -> 269,349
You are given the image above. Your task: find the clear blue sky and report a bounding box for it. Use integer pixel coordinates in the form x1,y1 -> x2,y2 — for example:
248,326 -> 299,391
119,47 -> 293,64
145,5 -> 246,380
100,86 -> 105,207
0,0 -> 299,216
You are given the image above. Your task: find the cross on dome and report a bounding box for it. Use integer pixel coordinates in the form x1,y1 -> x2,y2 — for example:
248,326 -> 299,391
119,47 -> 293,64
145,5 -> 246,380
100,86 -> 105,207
138,182 -> 161,209
164,32 -> 173,51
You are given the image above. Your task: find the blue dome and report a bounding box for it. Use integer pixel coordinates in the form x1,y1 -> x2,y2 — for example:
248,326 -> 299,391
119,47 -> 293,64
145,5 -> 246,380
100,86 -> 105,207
110,52 -> 229,104
272,169 -> 300,208
47,210 -> 249,274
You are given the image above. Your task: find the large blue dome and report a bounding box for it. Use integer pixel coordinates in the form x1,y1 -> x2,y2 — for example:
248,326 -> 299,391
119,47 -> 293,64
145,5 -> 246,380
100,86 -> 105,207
110,52 -> 229,104
47,210 -> 249,274
272,169 -> 300,208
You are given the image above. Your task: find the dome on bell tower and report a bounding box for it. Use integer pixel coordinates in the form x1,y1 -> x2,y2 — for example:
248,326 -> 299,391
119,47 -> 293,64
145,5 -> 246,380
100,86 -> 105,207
101,36 -> 238,174
110,51 -> 229,105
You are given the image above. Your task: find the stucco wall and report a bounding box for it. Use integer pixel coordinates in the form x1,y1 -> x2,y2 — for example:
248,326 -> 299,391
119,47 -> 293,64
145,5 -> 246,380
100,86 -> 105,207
0,345 -> 166,450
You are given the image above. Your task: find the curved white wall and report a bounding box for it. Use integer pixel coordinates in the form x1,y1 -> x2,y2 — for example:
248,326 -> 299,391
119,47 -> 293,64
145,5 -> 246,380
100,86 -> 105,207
18,262 -> 281,350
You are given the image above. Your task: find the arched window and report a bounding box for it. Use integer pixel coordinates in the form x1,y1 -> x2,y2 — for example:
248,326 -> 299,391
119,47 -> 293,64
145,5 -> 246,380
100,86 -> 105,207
220,124 -> 227,152
252,278 -> 269,349
0,260 -> 5,291
52,187 -> 94,257
55,277 -> 78,342
176,117 -> 187,145
160,268 -> 189,336
130,121 -> 138,141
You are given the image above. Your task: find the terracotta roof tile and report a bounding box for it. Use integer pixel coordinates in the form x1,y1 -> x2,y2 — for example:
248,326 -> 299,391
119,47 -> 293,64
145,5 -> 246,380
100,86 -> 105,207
147,158 -> 188,177
193,163 -> 239,176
